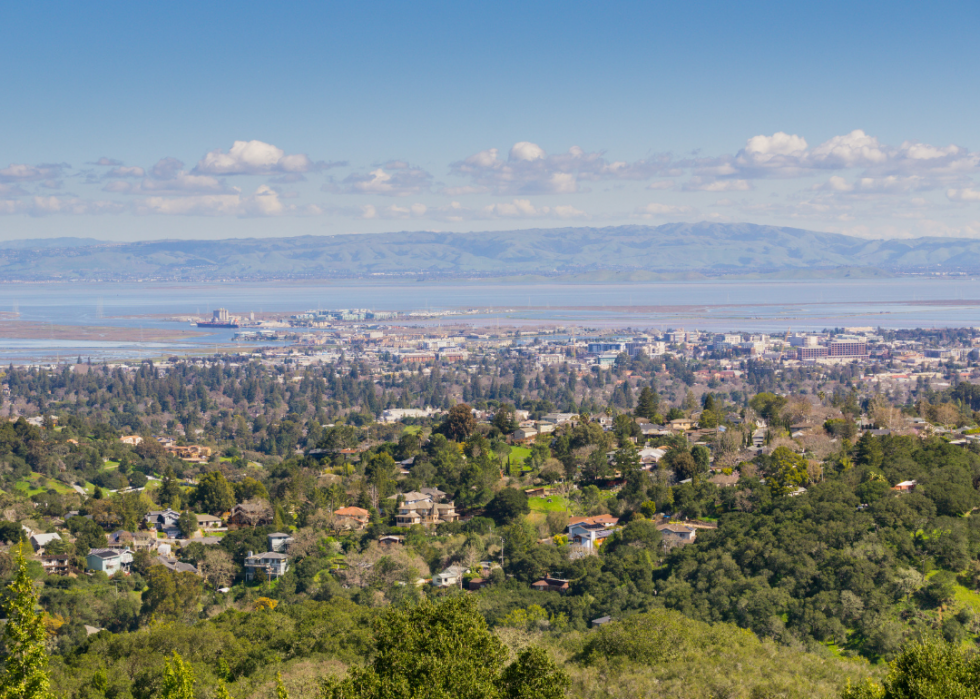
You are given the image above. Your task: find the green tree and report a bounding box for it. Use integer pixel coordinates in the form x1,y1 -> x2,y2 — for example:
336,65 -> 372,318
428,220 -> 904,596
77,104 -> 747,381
766,446 -> 809,496
275,673 -> 289,699
142,565 -> 203,622
177,511 -> 198,539
190,471 -> 236,515
442,403 -> 477,442
841,636 -> 980,699
635,386 -> 660,420
158,467 -> 183,510
690,445 -> 711,475
492,405 -> 517,434
485,488 -> 530,525
159,651 -> 195,699
0,543 -> 51,699
319,596 -> 567,699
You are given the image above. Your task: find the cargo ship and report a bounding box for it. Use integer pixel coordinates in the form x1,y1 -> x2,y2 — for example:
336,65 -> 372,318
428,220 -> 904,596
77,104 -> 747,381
196,320 -> 241,329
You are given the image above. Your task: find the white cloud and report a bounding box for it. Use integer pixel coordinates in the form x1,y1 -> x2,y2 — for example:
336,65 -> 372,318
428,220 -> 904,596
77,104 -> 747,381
0,163 -> 65,183
947,188 -> 980,202
450,142 -> 670,195
105,166 -> 145,178
341,162 -> 433,197
194,140 -> 315,175
135,185 -> 288,217
683,178 -> 751,192
810,130 -> 888,167
646,179 -> 675,190
104,159 -> 229,195
509,141 -> 546,161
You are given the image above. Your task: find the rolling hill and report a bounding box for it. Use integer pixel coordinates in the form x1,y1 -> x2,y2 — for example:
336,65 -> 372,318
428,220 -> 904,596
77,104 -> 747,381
1,222 -> 976,281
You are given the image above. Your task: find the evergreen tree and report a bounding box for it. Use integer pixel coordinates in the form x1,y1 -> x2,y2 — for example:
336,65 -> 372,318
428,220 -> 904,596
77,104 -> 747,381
159,652 -> 195,699
0,544 -> 50,699
635,386 -> 660,420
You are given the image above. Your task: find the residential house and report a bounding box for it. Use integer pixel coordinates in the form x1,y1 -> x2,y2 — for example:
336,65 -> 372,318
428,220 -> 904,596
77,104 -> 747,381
420,487 -> 446,501
638,446 -> 666,467
229,501 -> 273,527
155,555 -> 200,575
39,554 -> 73,576
511,427 -> 537,444
669,418 -> 696,431
119,435 -> 143,446
29,532 -> 63,554
541,412 -> 578,426
108,530 -> 158,552
244,551 -> 289,581
893,480 -> 917,493
432,564 -> 466,588
86,548 -> 132,576
144,509 -> 182,536
657,523 -> 697,544
267,532 -> 293,553
196,514 -> 224,531
591,615 -> 614,627
568,521 -> 614,550
708,472 -> 740,488
333,506 -> 371,529
568,515 -> 619,528
395,496 -> 458,527
378,535 -> 404,547
530,576 -> 570,593
163,444 -> 213,463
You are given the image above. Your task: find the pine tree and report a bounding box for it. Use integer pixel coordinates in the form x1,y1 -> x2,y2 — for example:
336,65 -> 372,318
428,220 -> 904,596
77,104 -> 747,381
160,651 -> 195,699
0,543 -> 51,699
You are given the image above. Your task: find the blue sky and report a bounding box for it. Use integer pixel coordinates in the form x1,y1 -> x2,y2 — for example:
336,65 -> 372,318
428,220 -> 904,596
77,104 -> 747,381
2,1 -> 980,241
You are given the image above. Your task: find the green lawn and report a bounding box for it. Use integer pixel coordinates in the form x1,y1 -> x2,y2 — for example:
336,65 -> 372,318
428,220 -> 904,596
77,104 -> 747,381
402,425 -> 422,435
508,446 -> 531,466
528,495 -> 570,512
101,460 -> 120,471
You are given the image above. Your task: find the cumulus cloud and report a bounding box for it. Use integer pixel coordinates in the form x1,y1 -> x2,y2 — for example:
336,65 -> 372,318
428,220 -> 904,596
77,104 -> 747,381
193,140 -> 316,175
695,129 -> 980,185
0,163 -> 66,183
104,158 -> 229,195
340,162 -> 433,196
135,185 -> 289,217
91,157 -> 124,167
450,142 -> 670,195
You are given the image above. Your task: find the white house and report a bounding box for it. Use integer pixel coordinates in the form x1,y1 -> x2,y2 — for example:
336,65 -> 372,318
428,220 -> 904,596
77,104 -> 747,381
244,551 -> 289,581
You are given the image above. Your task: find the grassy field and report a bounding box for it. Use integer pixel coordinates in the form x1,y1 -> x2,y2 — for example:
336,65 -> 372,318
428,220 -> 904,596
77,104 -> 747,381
528,494 -> 570,512
13,475 -> 77,496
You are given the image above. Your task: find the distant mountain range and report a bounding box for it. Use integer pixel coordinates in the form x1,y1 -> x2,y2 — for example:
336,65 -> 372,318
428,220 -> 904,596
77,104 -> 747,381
0,223 -> 976,281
